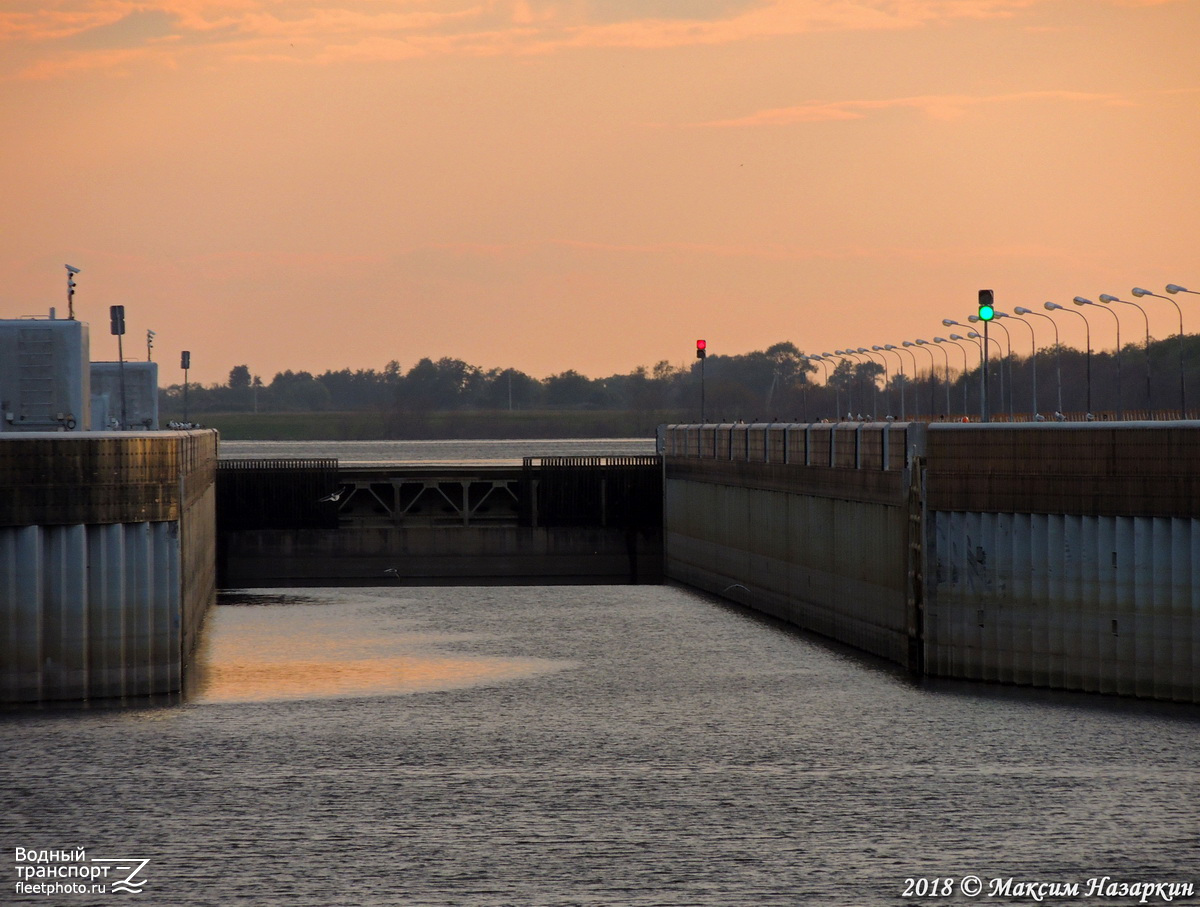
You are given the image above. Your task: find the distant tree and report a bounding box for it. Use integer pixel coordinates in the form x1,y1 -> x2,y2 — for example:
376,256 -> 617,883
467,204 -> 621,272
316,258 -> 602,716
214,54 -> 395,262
544,370 -> 598,407
228,364 -> 251,389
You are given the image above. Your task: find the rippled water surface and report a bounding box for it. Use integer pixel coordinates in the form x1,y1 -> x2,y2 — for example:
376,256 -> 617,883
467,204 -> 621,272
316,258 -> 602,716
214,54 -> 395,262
4,585 -> 1199,906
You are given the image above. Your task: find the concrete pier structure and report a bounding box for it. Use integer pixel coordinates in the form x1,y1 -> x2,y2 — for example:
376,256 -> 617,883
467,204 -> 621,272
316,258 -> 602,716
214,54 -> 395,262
0,430 -> 217,703
662,421 -> 1200,703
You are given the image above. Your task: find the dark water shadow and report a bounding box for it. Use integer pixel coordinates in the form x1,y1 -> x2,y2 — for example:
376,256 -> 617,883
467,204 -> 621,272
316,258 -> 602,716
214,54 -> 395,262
676,580 -> 1200,722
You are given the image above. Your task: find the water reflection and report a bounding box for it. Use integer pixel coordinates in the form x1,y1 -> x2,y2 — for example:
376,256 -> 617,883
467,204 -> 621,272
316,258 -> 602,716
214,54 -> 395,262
193,590 -> 574,704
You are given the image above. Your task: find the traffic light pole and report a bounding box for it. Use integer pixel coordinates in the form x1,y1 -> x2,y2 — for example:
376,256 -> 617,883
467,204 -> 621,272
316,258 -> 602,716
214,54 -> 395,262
700,355 -> 706,423
981,319 -> 989,423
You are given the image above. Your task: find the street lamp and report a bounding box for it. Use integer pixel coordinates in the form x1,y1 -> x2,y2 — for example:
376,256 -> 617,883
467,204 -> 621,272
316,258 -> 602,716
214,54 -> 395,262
1014,306 -> 1062,415
837,350 -> 863,418
1100,294 -> 1152,412
948,318 -> 996,421
870,346 -> 894,418
878,344 -> 907,420
971,313 -> 1013,418
805,355 -> 831,420
935,336 -> 969,415
904,340 -> 937,417
842,348 -> 874,418
893,343 -> 919,418
1045,301 -> 1092,415
916,339 -> 951,416
856,347 -> 883,418
951,331 -> 985,418
1074,296 -> 1122,418
825,352 -> 851,419
993,311 -> 1036,418
1132,286 -> 1187,416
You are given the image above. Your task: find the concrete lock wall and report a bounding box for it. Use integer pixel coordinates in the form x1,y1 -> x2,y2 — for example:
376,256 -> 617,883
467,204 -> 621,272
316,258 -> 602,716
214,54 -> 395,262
0,430 -> 217,703
924,423 -> 1200,704
663,421 -> 1200,704
663,423 -> 925,670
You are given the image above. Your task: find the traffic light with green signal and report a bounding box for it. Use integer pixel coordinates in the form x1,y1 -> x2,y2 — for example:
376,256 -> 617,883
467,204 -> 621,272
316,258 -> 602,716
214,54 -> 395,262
978,289 -> 995,322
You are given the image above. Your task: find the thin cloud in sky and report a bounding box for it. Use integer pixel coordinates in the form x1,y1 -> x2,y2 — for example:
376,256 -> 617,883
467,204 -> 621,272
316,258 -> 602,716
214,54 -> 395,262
690,90 -> 1140,127
1,0 -> 1147,79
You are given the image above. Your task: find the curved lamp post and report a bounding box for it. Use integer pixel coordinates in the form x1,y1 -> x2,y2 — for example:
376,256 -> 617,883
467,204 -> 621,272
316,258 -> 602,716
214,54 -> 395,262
971,313 -> 1013,418
879,344 -> 906,420
870,346 -> 895,418
951,331 -> 985,417
824,352 -> 850,419
804,355 -> 831,420
1014,306 -> 1063,415
904,340 -> 937,417
935,336 -> 969,415
835,347 -> 864,417
1045,301 -> 1091,415
1100,293 -> 1152,412
1132,286 -> 1187,416
855,347 -> 884,419
917,339 -> 951,416
1075,296 -> 1122,418
995,311 -> 1036,418
945,318 -> 989,421
894,344 -> 920,418
969,329 -> 1002,420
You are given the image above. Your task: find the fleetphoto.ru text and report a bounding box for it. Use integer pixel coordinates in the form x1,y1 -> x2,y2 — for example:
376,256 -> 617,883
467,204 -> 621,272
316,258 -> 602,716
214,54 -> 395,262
13,847 -> 150,898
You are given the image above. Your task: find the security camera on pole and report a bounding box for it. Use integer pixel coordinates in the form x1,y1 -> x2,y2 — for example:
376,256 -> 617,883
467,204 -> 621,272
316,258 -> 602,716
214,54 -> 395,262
65,265 -> 81,320
978,290 -> 995,422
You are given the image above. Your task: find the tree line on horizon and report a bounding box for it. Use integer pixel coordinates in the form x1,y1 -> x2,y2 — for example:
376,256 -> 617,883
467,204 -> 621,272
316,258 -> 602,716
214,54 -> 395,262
158,334 -> 1200,421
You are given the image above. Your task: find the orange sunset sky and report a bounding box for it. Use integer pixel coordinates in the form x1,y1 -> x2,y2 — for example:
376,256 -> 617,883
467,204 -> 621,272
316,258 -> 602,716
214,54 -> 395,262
2,0 -> 1198,386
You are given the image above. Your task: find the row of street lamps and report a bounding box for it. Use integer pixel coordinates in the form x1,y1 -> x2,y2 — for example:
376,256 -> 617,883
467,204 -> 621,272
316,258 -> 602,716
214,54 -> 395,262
806,284 -> 1195,421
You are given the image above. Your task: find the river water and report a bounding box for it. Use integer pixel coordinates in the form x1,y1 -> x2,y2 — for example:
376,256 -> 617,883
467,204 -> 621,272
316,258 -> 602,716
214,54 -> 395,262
3,441 -> 1199,906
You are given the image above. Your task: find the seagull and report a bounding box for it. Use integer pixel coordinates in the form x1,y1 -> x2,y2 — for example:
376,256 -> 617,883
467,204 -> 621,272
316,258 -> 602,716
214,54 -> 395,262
383,567 -> 399,578
317,489 -> 344,503
1034,412 -> 1046,422
722,583 -> 750,595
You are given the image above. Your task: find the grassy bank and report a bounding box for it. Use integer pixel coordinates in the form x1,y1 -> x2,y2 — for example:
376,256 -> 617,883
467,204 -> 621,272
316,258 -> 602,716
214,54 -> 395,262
165,409 -> 688,440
